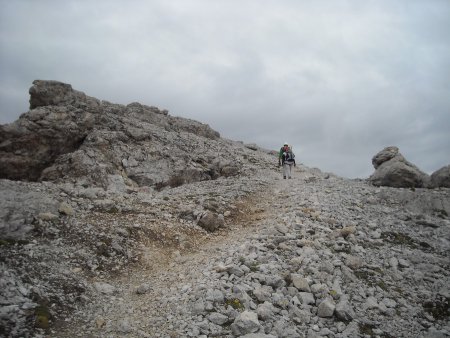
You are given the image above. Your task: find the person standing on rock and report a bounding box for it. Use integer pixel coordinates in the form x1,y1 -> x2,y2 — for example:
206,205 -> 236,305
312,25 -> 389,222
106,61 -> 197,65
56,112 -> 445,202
279,142 -> 296,179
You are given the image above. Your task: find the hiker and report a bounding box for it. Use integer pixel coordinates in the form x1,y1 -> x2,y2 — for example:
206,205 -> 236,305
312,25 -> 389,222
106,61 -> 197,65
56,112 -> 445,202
278,142 -> 296,179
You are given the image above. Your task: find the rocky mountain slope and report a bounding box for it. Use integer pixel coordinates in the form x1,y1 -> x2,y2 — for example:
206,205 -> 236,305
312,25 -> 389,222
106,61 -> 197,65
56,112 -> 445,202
0,81 -> 449,338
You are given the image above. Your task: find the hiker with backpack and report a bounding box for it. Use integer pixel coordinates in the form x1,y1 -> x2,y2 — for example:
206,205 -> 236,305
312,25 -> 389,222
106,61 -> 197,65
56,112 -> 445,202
278,142 -> 296,179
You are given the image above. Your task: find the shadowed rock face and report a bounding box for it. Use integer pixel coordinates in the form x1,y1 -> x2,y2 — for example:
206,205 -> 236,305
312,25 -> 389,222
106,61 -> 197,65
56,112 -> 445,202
29,80 -> 100,109
0,80 -> 268,190
0,133 -> 87,181
0,81 -> 103,181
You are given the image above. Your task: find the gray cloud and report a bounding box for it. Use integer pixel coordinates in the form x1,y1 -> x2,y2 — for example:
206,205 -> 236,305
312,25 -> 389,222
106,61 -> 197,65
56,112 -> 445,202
1,0 -> 449,178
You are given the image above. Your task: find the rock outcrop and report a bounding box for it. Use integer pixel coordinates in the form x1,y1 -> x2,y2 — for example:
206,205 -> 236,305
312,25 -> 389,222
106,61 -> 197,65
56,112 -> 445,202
430,165 -> 450,188
0,80 -> 261,191
0,80 -> 276,241
369,146 -> 430,188
28,79 -> 101,109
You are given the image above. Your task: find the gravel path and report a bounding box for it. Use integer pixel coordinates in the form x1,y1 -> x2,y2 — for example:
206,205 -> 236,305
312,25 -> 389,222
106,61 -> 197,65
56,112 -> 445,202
54,169 -> 307,337
24,167 -> 450,337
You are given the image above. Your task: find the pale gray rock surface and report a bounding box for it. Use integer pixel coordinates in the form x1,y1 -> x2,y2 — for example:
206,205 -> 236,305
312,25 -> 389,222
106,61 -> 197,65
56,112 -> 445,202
430,165 -> 450,188
369,146 -> 430,188
28,79 -> 100,109
231,311 -> 261,335
317,298 -> 335,317
1,80 -> 260,191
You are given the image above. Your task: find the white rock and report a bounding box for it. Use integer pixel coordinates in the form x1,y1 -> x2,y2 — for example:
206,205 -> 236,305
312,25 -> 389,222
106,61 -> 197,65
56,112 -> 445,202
231,311 -> 260,336
291,274 -> 311,292
207,312 -> 228,325
317,299 -> 335,317
364,296 -> 378,309
94,282 -> 116,295
116,319 -> 132,333
299,292 -> 315,305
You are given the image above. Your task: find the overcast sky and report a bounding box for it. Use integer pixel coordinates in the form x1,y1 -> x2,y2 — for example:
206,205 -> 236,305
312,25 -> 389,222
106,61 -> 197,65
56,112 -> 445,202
1,0 -> 449,178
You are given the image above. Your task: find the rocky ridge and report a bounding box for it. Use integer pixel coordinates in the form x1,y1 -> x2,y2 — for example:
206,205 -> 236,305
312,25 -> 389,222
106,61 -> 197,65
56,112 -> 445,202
0,81 -> 449,338
1,80 -> 275,240
0,80 -> 247,187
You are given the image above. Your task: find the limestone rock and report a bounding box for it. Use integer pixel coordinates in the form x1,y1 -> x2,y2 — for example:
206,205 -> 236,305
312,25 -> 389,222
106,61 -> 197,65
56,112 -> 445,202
369,146 -> 429,188
116,318 -> 132,333
335,298 -> 355,321
240,334 -> 276,338
231,311 -> 261,336
37,212 -> 59,221
207,312 -> 229,325
94,282 -> 116,295
317,299 -> 335,317
345,255 -> 364,270
371,146 -> 401,169
136,283 -> 151,295
198,211 -> 224,232
299,292 -> 315,305
1,80 -> 260,190
291,274 -> 311,292
253,286 -> 272,303
256,302 -> 276,320
245,143 -> 259,151
430,165 -> 450,188
29,79 -> 100,109
58,202 -> 74,216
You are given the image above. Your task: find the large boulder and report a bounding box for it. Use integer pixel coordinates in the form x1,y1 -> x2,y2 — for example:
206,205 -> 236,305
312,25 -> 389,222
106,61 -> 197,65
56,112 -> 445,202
430,165 -> 450,188
369,146 -> 429,188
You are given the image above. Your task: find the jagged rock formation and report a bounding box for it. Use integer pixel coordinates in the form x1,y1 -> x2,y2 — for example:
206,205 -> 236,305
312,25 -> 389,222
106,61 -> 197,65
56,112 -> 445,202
369,146 -> 430,188
0,80 -> 249,190
0,82 -> 449,338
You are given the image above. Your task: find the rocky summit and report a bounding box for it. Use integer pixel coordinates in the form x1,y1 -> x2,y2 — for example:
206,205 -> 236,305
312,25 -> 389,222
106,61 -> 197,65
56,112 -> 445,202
0,81 -> 449,338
